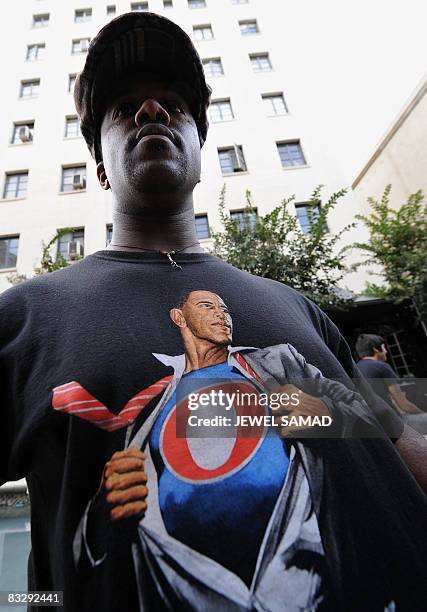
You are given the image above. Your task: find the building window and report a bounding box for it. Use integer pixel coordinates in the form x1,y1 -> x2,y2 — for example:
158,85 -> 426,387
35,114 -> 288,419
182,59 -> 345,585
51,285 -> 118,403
57,229 -> 85,261
19,79 -> 40,98
107,5 -> 116,14
61,166 -> 87,192
202,57 -> 223,77
74,8 -> 92,22
26,43 -> 45,61
163,0 -> 173,7
262,92 -> 288,115
250,53 -> 272,72
3,172 -> 29,199
209,99 -> 234,122
230,209 -> 257,231
0,236 -> 19,269
32,14 -> 49,28
218,145 -> 247,174
65,116 -> 81,138
239,19 -> 258,35
188,0 -> 206,8
68,74 -> 77,93
193,24 -> 213,41
106,225 -> 113,245
277,141 -> 306,167
195,214 -> 210,239
131,2 -> 148,10
72,38 -> 90,54
295,203 -> 320,234
11,122 -> 34,145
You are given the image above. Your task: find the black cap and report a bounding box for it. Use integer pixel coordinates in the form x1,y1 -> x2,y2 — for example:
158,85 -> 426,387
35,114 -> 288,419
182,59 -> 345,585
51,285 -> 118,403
74,12 -> 212,162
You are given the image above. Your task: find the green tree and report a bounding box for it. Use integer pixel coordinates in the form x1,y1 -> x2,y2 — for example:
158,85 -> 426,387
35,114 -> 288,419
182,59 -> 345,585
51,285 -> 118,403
7,228 -> 80,285
354,185 -> 427,318
211,185 -> 355,310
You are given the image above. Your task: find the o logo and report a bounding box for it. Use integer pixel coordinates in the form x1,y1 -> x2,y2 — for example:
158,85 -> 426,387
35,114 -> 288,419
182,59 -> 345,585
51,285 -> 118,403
160,381 -> 266,484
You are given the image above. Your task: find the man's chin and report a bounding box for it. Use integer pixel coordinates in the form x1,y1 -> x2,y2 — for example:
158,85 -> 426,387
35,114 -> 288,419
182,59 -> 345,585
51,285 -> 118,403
127,161 -> 188,194
209,334 -> 232,346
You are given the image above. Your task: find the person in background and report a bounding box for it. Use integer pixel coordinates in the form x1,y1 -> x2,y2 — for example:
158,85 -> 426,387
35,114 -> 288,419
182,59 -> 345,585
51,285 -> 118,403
356,333 -> 427,433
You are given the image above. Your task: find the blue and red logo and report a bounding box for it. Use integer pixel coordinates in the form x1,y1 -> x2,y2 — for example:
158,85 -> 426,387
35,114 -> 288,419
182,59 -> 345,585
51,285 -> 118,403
159,381 -> 267,484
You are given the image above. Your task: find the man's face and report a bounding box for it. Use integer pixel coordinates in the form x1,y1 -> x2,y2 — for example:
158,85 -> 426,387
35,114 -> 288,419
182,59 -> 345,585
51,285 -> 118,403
373,343 -> 387,361
180,291 -> 233,346
98,72 -> 201,201
378,343 -> 388,361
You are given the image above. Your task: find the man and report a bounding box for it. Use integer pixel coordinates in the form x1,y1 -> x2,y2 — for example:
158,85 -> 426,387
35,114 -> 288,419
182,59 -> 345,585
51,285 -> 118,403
0,11 -> 426,612
356,333 -> 427,433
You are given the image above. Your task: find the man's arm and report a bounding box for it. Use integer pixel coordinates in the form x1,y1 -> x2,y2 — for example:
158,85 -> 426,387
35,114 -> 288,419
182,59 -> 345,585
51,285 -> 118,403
395,424 -> 427,493
388,383 -> 423,415
80,447 -> 148,565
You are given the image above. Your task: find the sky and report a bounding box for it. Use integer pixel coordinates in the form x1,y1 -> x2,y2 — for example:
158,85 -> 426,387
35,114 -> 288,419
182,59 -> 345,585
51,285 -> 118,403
277,0 -> 427,182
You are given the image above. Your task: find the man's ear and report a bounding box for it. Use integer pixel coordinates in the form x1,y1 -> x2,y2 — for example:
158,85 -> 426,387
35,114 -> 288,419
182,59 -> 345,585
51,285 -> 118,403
170,308 -> 186,328
96,162 -> 110,191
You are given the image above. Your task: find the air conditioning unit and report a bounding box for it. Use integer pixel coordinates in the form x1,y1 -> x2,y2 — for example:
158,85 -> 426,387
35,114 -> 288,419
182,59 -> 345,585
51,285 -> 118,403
72,174 -> 86,190
68,240 -> 84,260
19,125 -> 33,143
80,39 -> 89,52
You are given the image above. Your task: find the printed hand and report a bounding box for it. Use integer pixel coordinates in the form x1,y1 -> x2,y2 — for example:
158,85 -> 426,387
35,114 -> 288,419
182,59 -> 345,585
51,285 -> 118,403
97,448 -> 148,522
275,383 -> 331,436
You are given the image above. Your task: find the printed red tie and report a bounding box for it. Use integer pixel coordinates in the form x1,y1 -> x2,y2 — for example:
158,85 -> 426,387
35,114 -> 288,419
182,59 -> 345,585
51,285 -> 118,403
233,352 -> 263,384
52,376 -> 172,432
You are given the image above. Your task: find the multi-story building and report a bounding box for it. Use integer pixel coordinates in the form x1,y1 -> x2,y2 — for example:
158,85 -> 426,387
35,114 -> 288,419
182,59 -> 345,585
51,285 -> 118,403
353,75 -> 427,214
0,0 -> 366,293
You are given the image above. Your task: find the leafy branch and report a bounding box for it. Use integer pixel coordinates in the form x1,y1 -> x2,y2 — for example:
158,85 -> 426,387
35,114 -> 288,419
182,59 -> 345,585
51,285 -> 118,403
211,185 -> 355,310
353,185 -> 427,318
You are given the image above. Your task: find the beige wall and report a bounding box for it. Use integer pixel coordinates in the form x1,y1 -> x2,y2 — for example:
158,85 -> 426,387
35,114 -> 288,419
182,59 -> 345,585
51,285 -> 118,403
0,0 -> 369,293
353,78 -> 427,214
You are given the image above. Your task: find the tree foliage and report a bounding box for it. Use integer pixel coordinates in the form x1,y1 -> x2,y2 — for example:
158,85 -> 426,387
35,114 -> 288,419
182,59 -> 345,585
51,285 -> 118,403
354,185 -> 427,318
7,228 -> 80,285
211,185 -> 355,310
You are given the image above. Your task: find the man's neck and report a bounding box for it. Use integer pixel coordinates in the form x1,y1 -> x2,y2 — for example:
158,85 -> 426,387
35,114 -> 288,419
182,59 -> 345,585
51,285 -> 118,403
107,196 -> 204,253
183,341 -> 228,374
